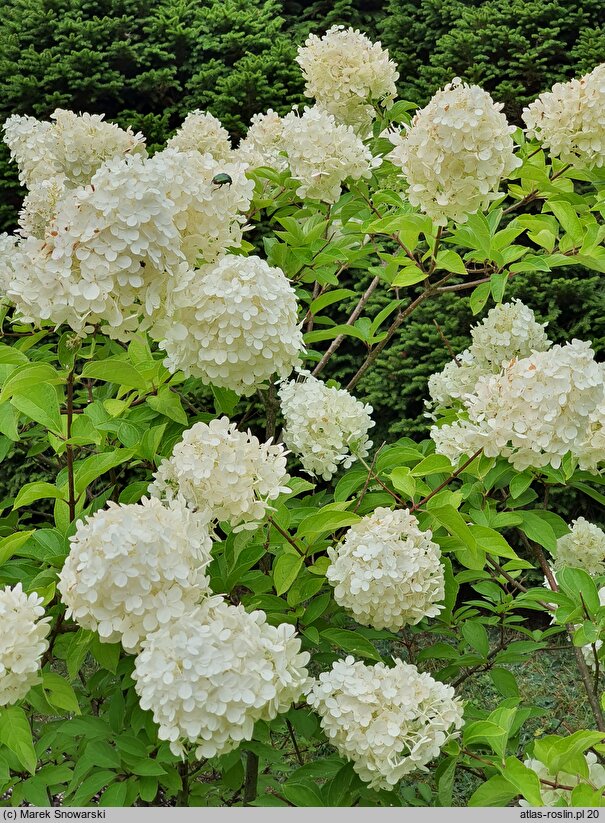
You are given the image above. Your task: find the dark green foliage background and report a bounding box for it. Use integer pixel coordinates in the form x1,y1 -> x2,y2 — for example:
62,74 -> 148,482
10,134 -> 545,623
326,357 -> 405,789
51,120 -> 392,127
0,0 -> 603,448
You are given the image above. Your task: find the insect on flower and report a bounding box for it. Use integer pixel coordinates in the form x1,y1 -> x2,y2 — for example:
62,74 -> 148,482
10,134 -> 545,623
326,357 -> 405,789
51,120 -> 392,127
212,172 -> 232,187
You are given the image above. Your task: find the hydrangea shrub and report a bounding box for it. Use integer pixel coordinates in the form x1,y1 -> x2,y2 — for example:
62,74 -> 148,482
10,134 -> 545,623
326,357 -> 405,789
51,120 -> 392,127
0,28 -> 603,809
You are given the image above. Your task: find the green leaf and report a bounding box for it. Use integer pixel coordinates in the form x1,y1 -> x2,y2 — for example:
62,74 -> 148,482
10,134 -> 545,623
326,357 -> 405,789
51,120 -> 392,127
0,403 -> 19,441
0,363 -> 61,402
510,473 -> 533,499
490,271 -> 508,303
436,756 -> 458,806
501,756 -> 543,806
211,386 -> 239,416
13,482 -> 65,510
310,288 -> 355,315
490,668 -> 519,699
304,324 -> 369,344
81,359 -> 148,389
0,530 -> 35,565
147,386 -> 188,425
468,774 -> 518,807
461,621 -> 489,657
70,770 -> 117,806
273,553 -> 303,596
464,720 -> 510,757
468,525 -> 521,561
283,781 -> 325,807
0,706 -> 37,773
58,332 -> 81,370
411,454 -> 452,477
297,509 -> 361,540
518,510 -> 558,553
431,505 -> 477,550
535,731 -> 605,777
389,467 -> 416,498
12,383 -> 63,433
469,281 -> 491,315
549,201 -> 583,245
390,266 -> 427,287
90,637 -> 121,674
99,782 -> 128,807
0,344 -> 28,366
321,628 -> 382,662
435,249 -> 467,275
72,449 -> 134,495
41,672 -> 81,715
557,568 -> 600,614
130,759 -> 167,777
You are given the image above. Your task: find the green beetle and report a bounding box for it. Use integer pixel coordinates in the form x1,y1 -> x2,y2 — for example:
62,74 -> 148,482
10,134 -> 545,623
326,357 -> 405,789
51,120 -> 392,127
212,172 -> 233,187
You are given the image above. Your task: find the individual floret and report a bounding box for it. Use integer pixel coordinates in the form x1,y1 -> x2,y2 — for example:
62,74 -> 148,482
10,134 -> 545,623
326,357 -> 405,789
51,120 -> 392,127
307,656 -> 463,789
133,597 -> 310,759
58,497 -> 213,653
149,417 -> 291,531
278,371 -> 374,480
523,64 -> 605,169
158,254 -> 304,395
296,25 -> 398,134
327,507 -> 444,630
388,79 -> 521,225
0,583 -> 51,707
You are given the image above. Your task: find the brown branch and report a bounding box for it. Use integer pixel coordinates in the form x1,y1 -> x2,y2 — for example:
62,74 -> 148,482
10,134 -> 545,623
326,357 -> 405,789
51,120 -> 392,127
519,531 -> 605,732
345,289 -> 433,391
433,319 -> 460,365
410,449 -> 482,513
312,275 -> 381,377
268,517 -> 305,556
66,370 -> 76,523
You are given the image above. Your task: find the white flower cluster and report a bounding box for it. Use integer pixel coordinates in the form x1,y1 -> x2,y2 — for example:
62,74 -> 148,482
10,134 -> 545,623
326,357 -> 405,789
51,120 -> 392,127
327,507 -> 444,631
58,497 -> 213,653
523,64 -> 605,169
296,25 -> 398,134
388,79 -> 521,225
149,417 -> 291,531
235,110 -> 288,172
3,108 -> 146,188
307,656 -> 463,789
166,110 -> 232,160
576,387 -> 605,473
521,753 -> 605,807
0,583 -> 50,706
146,148 -> 253,268
1,111 -> 254,339
427,350 -> 485,412
554,517 -> 605,576
432,339 -> 605,472
133,596 -> 310,759
428,301 -> 550,413
469,299 -> 550,368
281,107 -> 379,203
158,254 -> 303,394
278,372 -> 375,480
